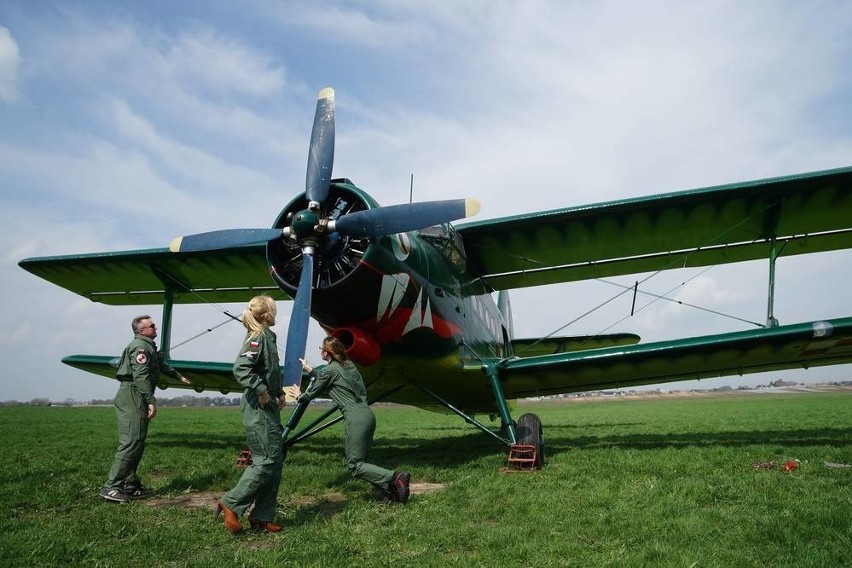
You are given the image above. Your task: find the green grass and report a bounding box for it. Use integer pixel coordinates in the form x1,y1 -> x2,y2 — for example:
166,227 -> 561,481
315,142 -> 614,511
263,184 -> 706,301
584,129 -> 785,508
1,391 -> 850,566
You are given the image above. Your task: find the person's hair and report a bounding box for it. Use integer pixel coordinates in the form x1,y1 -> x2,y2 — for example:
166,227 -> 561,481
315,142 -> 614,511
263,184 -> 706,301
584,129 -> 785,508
132,315 -> 152,334
242,295 -> 276,337
321,336 -> 350,363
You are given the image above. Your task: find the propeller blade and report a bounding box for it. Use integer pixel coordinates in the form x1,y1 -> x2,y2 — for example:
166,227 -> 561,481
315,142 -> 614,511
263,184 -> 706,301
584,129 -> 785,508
331,198 -> 481,237
305,87 -> 335,205
282,249 -> 314,387
169,228 -> 285,253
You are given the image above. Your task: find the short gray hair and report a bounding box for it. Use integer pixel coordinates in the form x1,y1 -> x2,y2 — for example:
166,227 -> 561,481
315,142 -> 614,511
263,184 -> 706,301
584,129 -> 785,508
131,315 -> 152,334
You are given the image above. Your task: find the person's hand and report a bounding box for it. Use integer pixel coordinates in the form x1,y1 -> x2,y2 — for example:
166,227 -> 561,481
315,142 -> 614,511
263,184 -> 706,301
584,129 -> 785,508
278,394 -> 287,409
147,404 -> 157,420
285,385 -> 301,400
180,375 -> 192,385
258,390 -> 271,408
299,358 -> 312,373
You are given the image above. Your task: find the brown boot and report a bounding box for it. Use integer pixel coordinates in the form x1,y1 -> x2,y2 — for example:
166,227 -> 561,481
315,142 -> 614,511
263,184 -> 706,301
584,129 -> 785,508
249,515 -> 283,533
216,501 -> 243,534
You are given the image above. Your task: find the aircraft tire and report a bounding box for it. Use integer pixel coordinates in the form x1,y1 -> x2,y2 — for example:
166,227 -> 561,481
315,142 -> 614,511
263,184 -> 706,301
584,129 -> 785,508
515,413 -> 544,469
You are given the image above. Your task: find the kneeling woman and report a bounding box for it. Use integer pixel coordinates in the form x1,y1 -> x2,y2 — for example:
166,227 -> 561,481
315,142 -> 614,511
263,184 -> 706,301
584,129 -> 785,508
294,337 -> 411,502
217,295 -> 286,533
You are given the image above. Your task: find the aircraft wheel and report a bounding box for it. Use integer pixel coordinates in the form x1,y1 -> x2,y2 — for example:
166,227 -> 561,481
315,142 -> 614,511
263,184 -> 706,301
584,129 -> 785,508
515,413 -> 544,468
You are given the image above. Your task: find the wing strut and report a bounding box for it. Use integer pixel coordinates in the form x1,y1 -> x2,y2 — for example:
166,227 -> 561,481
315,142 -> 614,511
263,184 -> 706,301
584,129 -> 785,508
766,234 -> 781,328
764,201 -> 785,328
151,267 -> 189,358
150,266 -> 203,358
161,287 -> 175,358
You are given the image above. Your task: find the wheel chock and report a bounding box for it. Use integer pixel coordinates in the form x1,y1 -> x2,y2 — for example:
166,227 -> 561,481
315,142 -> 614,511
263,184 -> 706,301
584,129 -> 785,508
507,444 -> 538,470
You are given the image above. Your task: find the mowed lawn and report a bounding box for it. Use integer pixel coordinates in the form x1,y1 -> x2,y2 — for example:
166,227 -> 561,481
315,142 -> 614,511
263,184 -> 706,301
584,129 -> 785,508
0,389 -> 849,566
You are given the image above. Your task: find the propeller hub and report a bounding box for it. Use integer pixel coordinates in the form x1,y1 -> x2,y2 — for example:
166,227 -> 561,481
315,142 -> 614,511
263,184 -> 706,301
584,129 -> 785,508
291,209 -> 319,239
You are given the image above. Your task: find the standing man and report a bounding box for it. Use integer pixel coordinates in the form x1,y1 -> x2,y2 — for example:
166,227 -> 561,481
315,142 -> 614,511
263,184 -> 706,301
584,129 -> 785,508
99,315 -> 191,502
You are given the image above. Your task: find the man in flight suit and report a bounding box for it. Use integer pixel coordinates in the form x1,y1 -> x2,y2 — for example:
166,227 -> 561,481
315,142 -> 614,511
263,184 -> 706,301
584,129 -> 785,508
99,315 -> 190,502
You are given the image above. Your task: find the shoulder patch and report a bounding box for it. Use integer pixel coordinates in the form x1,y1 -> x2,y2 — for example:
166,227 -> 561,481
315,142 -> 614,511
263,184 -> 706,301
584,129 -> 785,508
135,352 -> 148,364
250,340 -> 259,348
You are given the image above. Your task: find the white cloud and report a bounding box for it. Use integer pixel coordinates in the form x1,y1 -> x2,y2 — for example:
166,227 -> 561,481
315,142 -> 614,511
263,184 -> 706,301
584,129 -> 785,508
0,27 -> 20,102
105,98 -> 282,203
166,29 -> 285,97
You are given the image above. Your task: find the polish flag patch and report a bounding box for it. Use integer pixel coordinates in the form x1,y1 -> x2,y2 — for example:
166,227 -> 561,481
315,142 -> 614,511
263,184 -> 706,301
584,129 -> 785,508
250,340 -> 259,348
136,353 -> 148,364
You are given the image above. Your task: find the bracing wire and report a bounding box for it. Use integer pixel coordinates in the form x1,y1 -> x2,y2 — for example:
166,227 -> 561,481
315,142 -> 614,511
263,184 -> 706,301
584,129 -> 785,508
511,200 -> 778,356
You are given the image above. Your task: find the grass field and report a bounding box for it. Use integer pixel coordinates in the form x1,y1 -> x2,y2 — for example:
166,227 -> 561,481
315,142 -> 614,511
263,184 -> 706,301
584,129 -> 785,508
1,389 -> 850,566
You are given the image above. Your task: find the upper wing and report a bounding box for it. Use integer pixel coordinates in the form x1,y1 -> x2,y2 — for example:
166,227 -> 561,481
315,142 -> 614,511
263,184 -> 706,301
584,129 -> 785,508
498,317 -> 852,397
457,166 -> 852,290
18,245 -> 288,305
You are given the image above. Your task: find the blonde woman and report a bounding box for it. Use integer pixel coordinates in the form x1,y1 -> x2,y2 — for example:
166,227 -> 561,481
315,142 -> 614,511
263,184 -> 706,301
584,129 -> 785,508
294,336 -> 411,503
217,296 -> 286,533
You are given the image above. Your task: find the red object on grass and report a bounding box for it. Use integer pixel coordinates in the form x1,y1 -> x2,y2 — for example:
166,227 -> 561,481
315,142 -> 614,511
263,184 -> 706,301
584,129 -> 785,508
782,459 -> 798,472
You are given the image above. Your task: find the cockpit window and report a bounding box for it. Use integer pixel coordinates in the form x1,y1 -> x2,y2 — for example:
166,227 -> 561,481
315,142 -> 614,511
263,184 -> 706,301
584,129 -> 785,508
419,224 -> 466,270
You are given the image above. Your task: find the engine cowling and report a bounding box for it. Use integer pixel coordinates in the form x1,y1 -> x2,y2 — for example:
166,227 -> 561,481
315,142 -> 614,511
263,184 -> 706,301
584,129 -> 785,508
267,181 -> 377,296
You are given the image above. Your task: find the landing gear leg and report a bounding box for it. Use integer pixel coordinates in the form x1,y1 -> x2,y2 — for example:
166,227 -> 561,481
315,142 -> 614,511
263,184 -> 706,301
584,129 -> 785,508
483,363 -> 516,444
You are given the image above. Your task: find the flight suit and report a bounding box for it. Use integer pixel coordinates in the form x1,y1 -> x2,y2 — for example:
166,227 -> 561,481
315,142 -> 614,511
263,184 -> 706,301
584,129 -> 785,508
221,329 -> 283,521
104,334 -> 182,492
301,360 -> 394,492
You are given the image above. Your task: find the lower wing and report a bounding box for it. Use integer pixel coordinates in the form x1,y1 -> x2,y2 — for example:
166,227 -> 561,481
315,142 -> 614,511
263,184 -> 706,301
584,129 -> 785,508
499,317 -> 852,398
62,355 -> 238,394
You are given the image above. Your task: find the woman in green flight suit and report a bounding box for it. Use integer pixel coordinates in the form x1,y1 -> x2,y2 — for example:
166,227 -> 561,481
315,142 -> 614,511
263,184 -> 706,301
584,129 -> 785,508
217,295 -> 286,533
294,336 -> 411,503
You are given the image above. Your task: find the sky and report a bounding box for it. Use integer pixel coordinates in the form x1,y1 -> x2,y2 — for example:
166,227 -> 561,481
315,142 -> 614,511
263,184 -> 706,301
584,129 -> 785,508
1,1 -> 851,403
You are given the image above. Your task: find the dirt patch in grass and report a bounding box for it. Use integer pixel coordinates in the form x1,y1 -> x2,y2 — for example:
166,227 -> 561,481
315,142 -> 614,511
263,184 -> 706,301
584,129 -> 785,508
142,482 -> 446,514
410,482 -> 444,495
144,491 -> 221,511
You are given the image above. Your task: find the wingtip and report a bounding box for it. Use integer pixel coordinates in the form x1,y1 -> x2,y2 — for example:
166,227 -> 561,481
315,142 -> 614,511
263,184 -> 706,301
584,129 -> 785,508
318,87 -> 334,100
169,237 -> 183,253
465,198 -> 481,218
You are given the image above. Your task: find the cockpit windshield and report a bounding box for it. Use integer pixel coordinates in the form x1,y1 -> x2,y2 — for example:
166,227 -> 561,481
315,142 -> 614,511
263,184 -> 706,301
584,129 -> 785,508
419,224 -> 466,271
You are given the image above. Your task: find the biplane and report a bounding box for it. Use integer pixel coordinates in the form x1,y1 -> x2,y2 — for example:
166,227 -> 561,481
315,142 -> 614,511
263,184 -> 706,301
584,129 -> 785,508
19,88 -> 852,467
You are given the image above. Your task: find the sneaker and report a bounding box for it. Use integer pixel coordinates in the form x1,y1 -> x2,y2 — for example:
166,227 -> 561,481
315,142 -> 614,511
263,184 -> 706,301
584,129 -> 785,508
99,487 -> 130,503
391,471 -> 411,504
124,486 -> 152,500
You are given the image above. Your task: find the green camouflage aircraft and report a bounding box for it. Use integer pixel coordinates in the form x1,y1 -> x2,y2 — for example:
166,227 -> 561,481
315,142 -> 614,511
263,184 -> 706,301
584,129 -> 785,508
19,88 -> 852,467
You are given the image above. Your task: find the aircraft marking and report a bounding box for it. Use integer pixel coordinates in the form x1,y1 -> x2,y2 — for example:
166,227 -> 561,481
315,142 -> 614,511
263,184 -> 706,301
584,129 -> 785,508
377,273 -> 410,321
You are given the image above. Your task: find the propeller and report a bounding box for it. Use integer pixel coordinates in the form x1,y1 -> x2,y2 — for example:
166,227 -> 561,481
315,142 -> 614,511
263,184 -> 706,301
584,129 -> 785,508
168,86 -> 481,389
282,248 -> 314,387
169,229 -> 285,253
305,87 -> 335,207
330,199 -> 480,237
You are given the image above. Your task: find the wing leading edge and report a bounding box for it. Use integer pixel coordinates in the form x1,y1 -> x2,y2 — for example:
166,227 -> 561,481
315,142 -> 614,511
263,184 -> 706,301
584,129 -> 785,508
498,317 -> 852,398
458,166 -> 852,290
